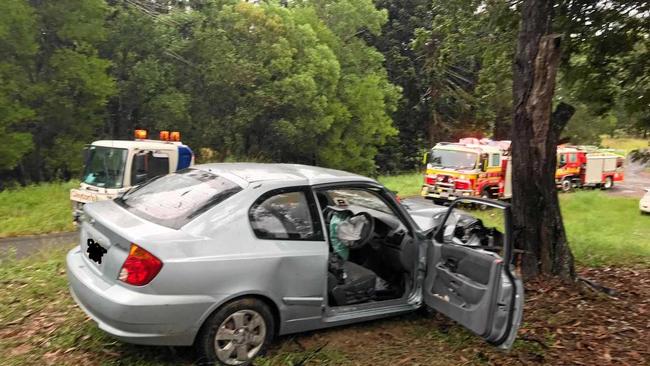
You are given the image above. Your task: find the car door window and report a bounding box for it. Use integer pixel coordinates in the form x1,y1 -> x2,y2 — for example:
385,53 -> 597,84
250,189 -> 323,241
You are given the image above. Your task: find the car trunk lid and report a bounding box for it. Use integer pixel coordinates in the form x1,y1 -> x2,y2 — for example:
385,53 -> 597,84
78,199 -> 179,285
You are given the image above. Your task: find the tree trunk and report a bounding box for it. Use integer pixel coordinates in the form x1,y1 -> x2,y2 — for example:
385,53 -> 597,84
511,0 -> 576,281
493,107 -> 510,140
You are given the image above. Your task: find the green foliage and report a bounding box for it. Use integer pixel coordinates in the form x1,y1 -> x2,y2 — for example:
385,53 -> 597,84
0,0 -> 37,171
165,0 -> 399,174
1,0 -> 649,182
413,0 -> 517,141
0,0 -> 115,181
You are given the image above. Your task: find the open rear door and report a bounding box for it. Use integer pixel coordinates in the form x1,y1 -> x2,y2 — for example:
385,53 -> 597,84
423,198 -> 523,349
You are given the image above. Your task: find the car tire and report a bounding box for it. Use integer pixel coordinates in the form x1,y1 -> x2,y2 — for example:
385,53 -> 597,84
195,298 -> 275,366
601,176 -> 613,190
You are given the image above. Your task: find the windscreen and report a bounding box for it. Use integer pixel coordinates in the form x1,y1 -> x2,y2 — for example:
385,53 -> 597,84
83,146 -> 127,189
117,169 -> 242,229
428,149 -> 478,170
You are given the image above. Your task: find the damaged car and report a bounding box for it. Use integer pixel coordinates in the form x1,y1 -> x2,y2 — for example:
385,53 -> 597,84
66,163 -> 523,365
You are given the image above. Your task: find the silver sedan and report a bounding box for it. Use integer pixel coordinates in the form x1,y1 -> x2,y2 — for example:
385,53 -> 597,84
66,163 -> 523,365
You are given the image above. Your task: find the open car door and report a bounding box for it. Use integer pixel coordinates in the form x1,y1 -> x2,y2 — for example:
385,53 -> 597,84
423,198 -> 524,349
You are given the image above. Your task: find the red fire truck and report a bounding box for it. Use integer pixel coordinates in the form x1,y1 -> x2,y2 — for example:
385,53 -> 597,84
421,138 -> 511,204
499,146 -> 624,198
555,146 -> 624,191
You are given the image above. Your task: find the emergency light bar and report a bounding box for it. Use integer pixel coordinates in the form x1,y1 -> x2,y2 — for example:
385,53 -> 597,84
134,129 -> 181,142
134,129 -> 147,139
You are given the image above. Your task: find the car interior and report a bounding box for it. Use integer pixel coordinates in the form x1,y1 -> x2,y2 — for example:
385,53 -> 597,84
315,188 -> 418,307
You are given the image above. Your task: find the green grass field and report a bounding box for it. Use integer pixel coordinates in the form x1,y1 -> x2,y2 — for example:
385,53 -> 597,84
0,181 -> 78,238
470,191 -> 650,267
377,172 -> 422,197
600,135 -> 649,154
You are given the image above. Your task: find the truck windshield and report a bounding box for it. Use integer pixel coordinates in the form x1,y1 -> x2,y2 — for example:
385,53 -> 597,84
82,146 -> 128,189
117,169 -> 242,229
428,149 -> 478,170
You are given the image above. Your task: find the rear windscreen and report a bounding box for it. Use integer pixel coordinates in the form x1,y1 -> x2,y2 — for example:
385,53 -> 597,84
117,169 -> 242,229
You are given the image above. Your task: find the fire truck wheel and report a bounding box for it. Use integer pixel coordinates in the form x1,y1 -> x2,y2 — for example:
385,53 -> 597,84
561,178 -> 572,192
602,176 -> 613,190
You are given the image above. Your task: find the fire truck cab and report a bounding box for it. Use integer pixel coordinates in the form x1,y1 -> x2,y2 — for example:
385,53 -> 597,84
421,139 -> 509,204
556,147 -> 624,191
69,130 -> 194,221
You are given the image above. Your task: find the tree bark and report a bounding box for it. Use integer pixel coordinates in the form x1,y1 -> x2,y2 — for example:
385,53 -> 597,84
493,107 -> 510,140
511,0 -> 576,281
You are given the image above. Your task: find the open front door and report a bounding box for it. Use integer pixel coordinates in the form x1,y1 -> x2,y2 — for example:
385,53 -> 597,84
423,198 -> 523,349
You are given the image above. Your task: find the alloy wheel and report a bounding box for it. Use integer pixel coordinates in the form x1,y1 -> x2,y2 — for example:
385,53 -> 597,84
214,309 -> 267,365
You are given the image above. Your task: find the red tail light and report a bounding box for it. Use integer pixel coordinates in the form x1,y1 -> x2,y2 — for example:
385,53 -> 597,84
118,244 -> 162,286
454,180 -> 471,190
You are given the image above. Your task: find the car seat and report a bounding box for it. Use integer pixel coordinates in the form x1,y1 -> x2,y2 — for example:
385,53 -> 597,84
324,205 -> 377,306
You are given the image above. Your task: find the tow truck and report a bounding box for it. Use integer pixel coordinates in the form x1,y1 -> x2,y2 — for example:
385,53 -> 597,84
420,138 -> 511,204
70,129 -> 194,221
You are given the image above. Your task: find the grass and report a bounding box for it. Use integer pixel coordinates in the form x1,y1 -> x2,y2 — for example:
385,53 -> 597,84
470,190 -> 650,267
600,135 -> 649,154
560,191 -> 650,266
0,249 -> 187,366
0,181 -> 78,238
377,172 -> 422,197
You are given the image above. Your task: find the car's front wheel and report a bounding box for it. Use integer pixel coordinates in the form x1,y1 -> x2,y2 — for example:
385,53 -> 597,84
196,298 -> 275,366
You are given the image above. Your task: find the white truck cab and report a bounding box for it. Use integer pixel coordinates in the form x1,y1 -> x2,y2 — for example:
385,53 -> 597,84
70,130 -> 194,221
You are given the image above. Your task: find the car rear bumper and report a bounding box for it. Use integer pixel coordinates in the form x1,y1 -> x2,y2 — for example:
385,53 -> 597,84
66,246 -> 214,346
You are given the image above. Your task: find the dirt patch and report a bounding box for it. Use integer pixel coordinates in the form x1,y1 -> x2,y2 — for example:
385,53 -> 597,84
1,267 -> 648,365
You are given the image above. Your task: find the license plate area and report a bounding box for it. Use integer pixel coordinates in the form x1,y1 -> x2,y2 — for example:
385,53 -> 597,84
86,238 -> 107,264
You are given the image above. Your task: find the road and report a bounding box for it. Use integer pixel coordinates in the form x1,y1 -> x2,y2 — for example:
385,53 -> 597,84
0,231 -> 78,260
608,157 -> 650,198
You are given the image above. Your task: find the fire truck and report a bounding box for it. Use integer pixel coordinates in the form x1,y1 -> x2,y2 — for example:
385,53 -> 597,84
555,146 -> 624,191
499,146 -> 624,198
70,129 -> 194,221
421,138 -> 511,204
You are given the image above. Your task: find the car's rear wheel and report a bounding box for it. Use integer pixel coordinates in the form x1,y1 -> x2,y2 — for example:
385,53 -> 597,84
196,298 -> 274,366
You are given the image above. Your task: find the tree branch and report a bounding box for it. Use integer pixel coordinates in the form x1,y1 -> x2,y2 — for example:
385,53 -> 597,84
551,101 -> 575,137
